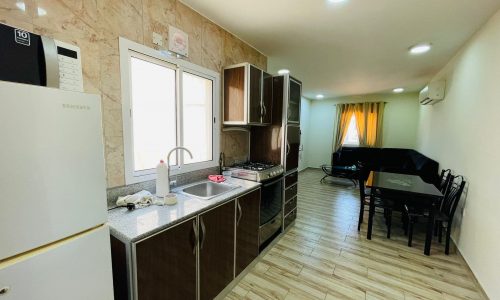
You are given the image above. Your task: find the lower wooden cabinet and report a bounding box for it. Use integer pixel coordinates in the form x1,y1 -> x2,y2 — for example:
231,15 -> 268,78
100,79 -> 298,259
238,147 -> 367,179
235,189 -> 261,276
199,200 -> 236,300
110,188 -> 263,300
135,217 -> 197,300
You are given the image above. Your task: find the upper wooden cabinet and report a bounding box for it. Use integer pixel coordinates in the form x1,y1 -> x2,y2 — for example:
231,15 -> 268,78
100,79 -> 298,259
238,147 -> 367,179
272,75 -> 302,125
223,63 -> 272,126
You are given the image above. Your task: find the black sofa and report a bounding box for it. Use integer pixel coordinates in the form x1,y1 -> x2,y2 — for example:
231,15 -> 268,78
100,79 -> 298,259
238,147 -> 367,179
331,147 -> 439,184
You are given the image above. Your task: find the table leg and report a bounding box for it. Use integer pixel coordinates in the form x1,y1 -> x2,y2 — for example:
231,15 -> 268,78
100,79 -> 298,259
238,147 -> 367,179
424,200 -> 436,256
367,192 -> 375,240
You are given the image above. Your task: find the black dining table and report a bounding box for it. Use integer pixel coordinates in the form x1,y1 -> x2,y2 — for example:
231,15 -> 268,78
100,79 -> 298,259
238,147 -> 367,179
366,171 -> 443,255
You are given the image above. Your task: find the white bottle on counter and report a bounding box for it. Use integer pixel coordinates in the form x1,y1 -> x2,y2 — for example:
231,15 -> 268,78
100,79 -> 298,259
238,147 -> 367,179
156,160 -> 169,198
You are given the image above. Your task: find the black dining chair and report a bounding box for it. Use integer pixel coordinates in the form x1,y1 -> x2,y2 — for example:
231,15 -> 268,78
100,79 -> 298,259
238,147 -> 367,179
404,175 -> 466,254
437,169 -> 452,194
357,164 -> 397,238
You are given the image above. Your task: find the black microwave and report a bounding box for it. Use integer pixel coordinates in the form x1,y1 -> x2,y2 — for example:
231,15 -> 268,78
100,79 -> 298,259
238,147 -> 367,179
0,22 -> 83,92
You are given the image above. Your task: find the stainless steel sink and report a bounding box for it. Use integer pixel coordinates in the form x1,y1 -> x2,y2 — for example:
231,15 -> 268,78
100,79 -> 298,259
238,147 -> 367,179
180,181 -> 239,200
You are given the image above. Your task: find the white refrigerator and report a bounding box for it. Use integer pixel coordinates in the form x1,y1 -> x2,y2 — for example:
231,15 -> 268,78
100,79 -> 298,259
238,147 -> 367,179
0,81 -> 114,299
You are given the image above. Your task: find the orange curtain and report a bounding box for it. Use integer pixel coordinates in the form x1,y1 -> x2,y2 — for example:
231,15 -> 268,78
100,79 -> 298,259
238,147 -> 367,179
333,104 -> 355,151
352,102 -> 385,147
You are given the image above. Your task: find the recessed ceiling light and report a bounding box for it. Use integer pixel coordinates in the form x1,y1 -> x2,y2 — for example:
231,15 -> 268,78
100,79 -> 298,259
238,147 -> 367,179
277,69 -> 290,75
328,0 -> 347,3
393,88 -> 404,93
316,94 -> 324,99
409,43 -> 432,55
16,2 -> 26,11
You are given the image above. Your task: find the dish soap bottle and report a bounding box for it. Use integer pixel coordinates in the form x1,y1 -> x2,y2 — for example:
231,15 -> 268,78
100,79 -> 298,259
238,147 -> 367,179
156,160 -> 169,198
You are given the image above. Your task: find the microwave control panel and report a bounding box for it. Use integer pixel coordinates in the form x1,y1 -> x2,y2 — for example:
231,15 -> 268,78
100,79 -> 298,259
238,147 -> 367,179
54,40 -> 83,92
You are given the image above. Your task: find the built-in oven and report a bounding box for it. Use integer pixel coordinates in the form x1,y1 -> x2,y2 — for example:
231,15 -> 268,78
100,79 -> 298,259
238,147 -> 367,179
259,176 -> 283,249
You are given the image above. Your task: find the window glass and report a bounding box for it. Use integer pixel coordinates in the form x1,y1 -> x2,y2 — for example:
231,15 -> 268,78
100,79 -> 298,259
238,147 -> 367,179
343,114 -> 360,146
130,56 -> 177,171
182,72 -> 213,164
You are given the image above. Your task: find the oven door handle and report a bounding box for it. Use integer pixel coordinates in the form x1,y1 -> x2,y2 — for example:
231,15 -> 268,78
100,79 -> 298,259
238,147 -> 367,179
262,176 -> 283,187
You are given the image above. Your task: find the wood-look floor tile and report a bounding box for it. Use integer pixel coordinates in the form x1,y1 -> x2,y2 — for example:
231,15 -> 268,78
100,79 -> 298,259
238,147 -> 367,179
226,169 -> 485,300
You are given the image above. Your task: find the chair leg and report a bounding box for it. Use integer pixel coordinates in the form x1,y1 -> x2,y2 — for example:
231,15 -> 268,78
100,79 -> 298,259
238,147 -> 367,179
357,202 -> 364,231
445,226 -> 451,255
408,219 -> 414,247
402,214 -> 408,235
386,210 -> 392,239
438,222 -> 443,243
434,221 -> 439,236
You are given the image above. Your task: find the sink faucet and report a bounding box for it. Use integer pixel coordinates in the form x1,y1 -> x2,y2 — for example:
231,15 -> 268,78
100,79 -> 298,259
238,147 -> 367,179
165,147 -> 193,194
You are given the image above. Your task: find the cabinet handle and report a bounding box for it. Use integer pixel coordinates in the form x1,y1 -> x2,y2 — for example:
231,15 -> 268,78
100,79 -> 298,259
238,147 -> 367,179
286,140 -> 291,156
200,216 -> 206,250
237,201 -> 243,226
0,286 -> 10,295
262,104 -> 267,118
192,220 -> 198,255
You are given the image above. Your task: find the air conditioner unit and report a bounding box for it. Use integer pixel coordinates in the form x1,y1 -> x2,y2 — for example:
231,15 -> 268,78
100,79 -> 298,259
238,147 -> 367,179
419,80 -> 446,105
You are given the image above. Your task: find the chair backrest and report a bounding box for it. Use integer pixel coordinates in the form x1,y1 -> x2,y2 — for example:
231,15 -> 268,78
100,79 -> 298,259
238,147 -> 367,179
437,169 -> 452,194
441,175 -> 466,220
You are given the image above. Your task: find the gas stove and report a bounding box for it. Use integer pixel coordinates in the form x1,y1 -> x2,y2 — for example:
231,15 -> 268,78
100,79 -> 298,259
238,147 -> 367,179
228,162 -> 284,182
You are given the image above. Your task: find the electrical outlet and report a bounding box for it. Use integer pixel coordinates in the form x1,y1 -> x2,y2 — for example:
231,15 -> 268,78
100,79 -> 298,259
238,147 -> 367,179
152,32 -> 163,46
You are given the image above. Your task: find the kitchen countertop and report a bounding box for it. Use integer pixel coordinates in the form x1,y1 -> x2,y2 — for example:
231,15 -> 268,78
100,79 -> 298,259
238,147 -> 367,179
107,177 -> 261,243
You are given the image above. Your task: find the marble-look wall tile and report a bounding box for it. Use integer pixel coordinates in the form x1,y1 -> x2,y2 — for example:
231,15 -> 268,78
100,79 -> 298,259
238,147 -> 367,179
201,19 -> 224,72
0,0 -> 35,27
0,0 -> 266,188
175,1 -> 202,66
142,0 -> 176,50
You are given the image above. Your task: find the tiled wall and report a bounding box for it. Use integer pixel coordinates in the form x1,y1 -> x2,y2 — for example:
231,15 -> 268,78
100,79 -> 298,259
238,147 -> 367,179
0,0 -> 266,187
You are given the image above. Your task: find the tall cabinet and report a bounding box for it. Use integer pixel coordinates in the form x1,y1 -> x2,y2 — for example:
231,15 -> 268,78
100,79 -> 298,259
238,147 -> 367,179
271,74 -> 301,230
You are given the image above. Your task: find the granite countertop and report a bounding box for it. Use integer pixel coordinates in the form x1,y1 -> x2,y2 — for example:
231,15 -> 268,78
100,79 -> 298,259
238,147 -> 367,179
107,177 -> 261,243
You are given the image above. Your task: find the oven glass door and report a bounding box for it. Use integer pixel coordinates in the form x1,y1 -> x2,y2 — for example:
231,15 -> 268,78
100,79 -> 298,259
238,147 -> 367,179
260,176 -> 283,225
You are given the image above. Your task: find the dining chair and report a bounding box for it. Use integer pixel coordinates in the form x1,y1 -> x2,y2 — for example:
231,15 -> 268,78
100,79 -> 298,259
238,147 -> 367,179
437,169 -> 452,194
404,175 -> 466,254
357,164 -> 397,238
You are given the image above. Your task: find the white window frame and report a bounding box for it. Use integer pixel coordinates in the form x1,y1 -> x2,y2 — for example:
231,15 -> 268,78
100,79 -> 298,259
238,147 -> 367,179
119,37 -> 220,184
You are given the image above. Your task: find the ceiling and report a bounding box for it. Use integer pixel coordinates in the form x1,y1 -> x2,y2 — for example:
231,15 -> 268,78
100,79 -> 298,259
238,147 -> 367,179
181,0 -> 500,99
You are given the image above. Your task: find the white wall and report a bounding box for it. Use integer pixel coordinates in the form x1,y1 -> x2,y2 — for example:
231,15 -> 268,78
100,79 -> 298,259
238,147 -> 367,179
303,93 -> 420,168
298,97 -> 311,171
416,10 -> 500,299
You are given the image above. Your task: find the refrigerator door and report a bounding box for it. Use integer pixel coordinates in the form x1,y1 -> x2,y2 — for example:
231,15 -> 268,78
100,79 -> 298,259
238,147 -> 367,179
0,81 -> 107,260
0,225 -> 114,300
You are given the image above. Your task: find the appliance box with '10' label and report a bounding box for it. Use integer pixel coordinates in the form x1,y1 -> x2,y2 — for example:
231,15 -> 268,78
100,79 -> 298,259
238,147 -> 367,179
0,22 -> 83,92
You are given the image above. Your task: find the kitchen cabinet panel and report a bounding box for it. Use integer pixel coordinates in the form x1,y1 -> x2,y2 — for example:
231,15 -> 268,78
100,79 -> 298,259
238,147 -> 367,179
199,200 -> 236,300
285,125 -> 301,173
223,63 -> 271,126
236,189 -> 261,276
135,217 -> 197,300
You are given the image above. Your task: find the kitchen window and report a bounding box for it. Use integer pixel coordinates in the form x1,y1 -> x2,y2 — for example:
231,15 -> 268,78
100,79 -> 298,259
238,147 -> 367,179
120,38 -> 220,184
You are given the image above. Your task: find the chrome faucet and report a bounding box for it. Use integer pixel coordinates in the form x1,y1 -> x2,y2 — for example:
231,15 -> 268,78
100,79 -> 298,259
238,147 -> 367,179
165,147 -> 193,194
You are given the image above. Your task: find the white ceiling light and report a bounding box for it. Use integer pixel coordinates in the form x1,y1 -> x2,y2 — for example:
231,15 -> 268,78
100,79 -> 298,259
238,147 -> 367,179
316,94 -> 325,99
393,88 -> 404,93
328,0 -> 347,3
277,69 -> 290,75
409,43 -> 432,55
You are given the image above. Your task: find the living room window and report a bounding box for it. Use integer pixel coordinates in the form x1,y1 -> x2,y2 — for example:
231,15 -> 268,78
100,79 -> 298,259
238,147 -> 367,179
119,38 -> 220,184
343,114 -> 360,146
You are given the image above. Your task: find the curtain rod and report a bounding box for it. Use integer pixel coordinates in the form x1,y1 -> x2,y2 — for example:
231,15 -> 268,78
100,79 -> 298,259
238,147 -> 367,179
332,101 -> 388,106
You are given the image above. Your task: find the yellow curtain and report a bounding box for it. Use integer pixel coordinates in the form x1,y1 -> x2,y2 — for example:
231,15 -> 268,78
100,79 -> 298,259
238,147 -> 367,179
333,104 -> 355,151
353,102 -> 385,147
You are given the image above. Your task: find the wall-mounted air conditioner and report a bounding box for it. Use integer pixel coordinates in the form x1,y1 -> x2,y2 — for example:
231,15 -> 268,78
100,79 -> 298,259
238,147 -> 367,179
419,80 -> 446,105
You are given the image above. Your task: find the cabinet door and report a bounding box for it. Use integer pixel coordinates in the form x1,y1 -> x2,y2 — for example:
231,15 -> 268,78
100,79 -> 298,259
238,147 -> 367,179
223,66 -> 245,123
286,125 -> 301,173
248,65 -> 263,124
236,189 -> 261,276
287,78 -> 301,124
262,71 -> 273,124
199,200 -> 236,300
135,218 -> 197,300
